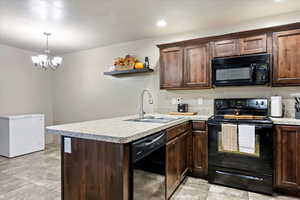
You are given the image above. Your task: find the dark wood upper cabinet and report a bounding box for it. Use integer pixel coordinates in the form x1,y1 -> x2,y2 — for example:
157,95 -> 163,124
158,23 -> 300,89
213,34 -> 267,58
275,125 -> 300,196
183,43 -> 211,88
239,34 -> 267,55
213,39 -> 239,58
160,47 -> 183,89
273,29 -> 300,86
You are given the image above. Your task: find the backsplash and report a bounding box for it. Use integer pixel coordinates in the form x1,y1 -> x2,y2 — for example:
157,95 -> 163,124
156,86 -> 300,118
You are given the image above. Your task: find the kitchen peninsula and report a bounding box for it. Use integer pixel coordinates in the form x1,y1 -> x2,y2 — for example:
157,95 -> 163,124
46,114 -> 210,200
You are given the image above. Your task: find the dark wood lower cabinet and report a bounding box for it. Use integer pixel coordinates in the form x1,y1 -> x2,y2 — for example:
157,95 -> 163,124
166,136 -> 181,199
191,121 -> 208,179
275,125 -> 300,197
192,130 -> 208,178
179,131 -> 191,179
166,130 -> 192,199
61,136 -> 130,200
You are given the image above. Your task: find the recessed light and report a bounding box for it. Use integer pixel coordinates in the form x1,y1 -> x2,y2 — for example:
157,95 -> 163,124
156,19 -> 167,27
274,0 -> 285,2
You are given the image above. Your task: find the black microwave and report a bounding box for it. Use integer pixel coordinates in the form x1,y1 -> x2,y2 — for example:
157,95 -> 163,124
212,54 -> 270,87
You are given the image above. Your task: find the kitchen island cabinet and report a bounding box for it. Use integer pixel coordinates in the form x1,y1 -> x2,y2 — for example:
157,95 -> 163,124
47,114 -> 210,200
61,137 -> 130,200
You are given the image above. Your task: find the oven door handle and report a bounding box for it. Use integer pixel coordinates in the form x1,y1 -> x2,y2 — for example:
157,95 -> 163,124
143,134 -> 165,146
216,170 -> 264,181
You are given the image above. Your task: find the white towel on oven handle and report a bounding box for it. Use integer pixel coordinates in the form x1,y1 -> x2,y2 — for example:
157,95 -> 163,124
238,124 -> 255,154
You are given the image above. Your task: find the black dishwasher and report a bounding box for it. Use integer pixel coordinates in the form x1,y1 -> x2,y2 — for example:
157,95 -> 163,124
131,131 -> 166,200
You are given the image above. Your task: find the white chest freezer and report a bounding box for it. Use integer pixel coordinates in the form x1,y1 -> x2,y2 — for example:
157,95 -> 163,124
0,114 -> 45,158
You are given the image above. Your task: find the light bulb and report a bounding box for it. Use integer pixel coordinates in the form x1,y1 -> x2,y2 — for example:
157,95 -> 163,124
156,19 -> 167,27
31,56 -> 39,64
53,57 -> 62,64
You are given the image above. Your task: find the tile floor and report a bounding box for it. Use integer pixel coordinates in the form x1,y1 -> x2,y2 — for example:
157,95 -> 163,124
0,144 -> 298,200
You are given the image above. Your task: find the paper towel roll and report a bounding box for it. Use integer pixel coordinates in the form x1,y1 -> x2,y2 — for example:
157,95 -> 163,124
271,96 -> 282,117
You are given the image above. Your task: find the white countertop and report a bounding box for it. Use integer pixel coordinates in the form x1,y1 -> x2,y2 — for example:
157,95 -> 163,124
46,113 -> 210,144
46,113 -> 300,144
271,117 -> 300,126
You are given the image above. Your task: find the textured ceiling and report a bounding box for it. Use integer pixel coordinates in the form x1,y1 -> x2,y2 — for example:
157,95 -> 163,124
0,0 -> 300,54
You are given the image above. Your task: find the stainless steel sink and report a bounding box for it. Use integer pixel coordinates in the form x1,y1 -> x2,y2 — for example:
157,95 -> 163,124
125,116 -> 181,123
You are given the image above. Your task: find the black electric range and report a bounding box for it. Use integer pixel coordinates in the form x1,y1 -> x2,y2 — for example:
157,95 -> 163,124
207,98 -> 274,195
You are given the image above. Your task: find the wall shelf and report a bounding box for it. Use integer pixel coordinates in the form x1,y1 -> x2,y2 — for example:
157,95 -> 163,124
103,68 -> 154,76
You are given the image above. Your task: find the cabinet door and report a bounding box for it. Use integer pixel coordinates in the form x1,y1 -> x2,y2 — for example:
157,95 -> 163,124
275,126 -> 300,196
239,34 -> 267,55
213,39 -> 238,58
160,47 -> 183,89
178,131 -> 191,180
184,43 -> 211,88
166,137 -> 180,199
192,130 -> 208,178
273,29 -> 300,86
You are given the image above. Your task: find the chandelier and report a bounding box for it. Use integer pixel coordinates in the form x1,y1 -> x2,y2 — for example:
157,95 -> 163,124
31,32 -> 62,70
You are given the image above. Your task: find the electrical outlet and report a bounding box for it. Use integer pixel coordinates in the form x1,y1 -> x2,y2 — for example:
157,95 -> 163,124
177,97 -> 183,104
198,98 -> 204,105
171,98 -> 177,105
64,137 -> 72,153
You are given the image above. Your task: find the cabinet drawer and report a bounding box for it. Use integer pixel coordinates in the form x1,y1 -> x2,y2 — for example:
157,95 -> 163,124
192,121 -> 207,131
167,122 -> 190,141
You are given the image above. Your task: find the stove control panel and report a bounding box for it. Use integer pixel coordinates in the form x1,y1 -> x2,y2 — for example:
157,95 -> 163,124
214,98 -> 268,116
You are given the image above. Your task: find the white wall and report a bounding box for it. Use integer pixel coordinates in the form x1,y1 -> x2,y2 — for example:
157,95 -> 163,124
53,11 -> 300,125
0,44 -> 54,143
53,40 -> 160,124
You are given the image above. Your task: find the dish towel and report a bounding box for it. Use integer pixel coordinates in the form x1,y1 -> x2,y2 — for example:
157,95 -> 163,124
238,124 -> 255,154
221,124 -> 238,152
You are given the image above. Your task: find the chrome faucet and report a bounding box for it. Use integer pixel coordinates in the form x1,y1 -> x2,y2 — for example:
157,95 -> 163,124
139,90 -> 153,119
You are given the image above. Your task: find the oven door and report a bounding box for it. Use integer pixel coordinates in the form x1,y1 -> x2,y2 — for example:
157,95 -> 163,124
213,64 -> 256,86
208,121 -> 273,175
